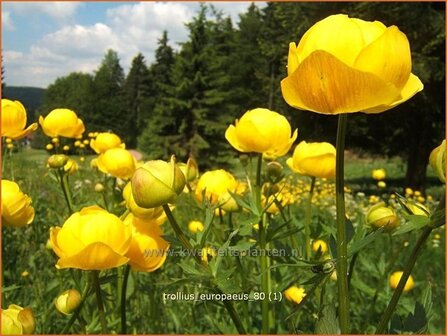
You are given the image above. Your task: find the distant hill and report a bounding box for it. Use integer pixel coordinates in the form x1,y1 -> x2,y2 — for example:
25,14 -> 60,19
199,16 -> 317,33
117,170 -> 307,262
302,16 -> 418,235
2,86 -> 46,121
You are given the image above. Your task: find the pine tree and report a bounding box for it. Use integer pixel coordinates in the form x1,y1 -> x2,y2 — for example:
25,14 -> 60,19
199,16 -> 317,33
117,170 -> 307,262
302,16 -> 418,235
92,49 -> 126,138
123,53 -> 151,148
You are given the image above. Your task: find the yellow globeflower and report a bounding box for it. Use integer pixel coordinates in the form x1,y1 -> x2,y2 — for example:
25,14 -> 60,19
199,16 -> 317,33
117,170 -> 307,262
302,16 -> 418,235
1,99 -> 38,140
201,247 -> 217,264
97,148 -> 136,180
195,169 -> 238,206
389,271 -> 414,292
55,289 -> 81,315
225,108 -> 298,159
287,141 -> 336,179
39,108 -> 85,138
1,180 -> 35,228
366,202 -> 399,231
90,132 -> 125,154
312,240 -> 328,253
284,286 -> 306,304
188,220 -> 205,233
124,213 -> 169,272
429,139 -> 445,183
1,304 -> 36,334
50,206 -> 132,270
372,168 -> 386,181
281,14 -> 423,114
64,158 -> 78,174
131,156 -> 185,208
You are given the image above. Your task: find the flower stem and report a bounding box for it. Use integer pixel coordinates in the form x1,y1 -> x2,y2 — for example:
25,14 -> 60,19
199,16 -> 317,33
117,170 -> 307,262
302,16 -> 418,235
162,204 -> 246,334
92,271 -> 107,333
335,113 -> 349,333
120,264 -> 131,334
58,170 -> 74,214
376,227 -> 432,333
304,176 -> 316,259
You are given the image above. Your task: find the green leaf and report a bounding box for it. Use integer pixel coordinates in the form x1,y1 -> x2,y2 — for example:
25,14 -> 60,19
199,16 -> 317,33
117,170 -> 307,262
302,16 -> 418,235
315,305 -> 340,334
348,226 -> 385,256
422,282 -> 433,321
198,205 -> 216,248
209,229 -> 238,277
178,259 -> 209,277
393,215 -> 430,236
403,302 -> 427,333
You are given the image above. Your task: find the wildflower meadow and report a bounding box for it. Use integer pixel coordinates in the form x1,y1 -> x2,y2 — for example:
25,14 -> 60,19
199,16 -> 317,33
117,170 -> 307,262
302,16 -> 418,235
1,2 -> 445,335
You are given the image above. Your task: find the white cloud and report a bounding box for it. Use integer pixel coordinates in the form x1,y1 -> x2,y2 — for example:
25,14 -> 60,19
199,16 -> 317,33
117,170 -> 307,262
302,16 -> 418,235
3,2 -> 266,87
2,11 -> 14,30
4,2 -> 82,21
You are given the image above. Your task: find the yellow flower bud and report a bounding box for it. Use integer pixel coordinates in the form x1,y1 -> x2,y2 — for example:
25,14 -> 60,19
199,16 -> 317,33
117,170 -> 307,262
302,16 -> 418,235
366,202 -> 399,231
97,148 -> 136,180
372,168 -> 386,181
5,138 -> 12,144
389,271 -> 414,292
94,183 -> 104,193
74,140 -> 81,147
405,187 -> 414,196
284,286 -> 306,304
429,139 -> 446,183
188,220 -> 204,233
64,158 -> 78,174
281,14 -> 423,114
377,181 -> 386,188
50,206 -> 132,270
63,145 -> 70,151
47,154 -> 69,169
79,157 -> 85,163
1,180 -> 35,228
1,304 -> 36,334
287,141 -> 336,179
312,240 -> 328,253
6,143 -> 14,150
55,289 -> 81,315
21,271 -> 29,277
51,137 -> 59,144
1,99 -> 38,140
225,108 -> 297,159
39,109 -> 85,138
131,156 -> 185,208
45,143 -> 54,151
405,201 -> 430,217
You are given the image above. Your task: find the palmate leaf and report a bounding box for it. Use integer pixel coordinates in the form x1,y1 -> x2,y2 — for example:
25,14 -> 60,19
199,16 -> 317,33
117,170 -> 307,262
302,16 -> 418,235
315,305 -> 340,334
392,215 -> 430,236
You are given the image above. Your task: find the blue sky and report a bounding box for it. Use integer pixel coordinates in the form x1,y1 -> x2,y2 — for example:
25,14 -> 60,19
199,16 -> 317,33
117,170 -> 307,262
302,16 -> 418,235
2,1 -> 265,88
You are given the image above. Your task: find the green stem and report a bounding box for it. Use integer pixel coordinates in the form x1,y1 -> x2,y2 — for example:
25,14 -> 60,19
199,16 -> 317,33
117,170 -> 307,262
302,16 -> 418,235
335,113 -> 349,333
162,204 -> 246,334
61,276 -> 91,333
376,227 -> 432,333
92,271 -> 107,333
162,204 -> 202,265
59,170 -> 74,214
304,177 -> 316,259
256,153 -> 263,188
120,265 -> 131,334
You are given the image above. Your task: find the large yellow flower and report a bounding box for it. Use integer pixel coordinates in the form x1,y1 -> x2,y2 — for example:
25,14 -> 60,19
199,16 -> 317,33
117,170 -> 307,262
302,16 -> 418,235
225,108 -> 297,159
195,169 -> 239,207
287,141 -> 336,179
97,148 -> 136,180
50,206 -> 132,270
281,14 -> 423,114
284,286 -> 306,304
39,108 -> 85,138
1,180 -> 35,228
90,132 -> 125,154
124,213 -> 169,272
1,99 -> 38,140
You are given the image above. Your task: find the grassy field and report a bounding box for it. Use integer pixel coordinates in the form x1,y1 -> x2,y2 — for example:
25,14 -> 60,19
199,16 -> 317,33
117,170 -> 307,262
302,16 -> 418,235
2,147 -> 445,334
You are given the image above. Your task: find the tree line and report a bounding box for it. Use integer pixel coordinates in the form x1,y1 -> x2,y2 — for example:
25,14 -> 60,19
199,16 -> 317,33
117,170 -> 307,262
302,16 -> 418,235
38,2 -> 444,188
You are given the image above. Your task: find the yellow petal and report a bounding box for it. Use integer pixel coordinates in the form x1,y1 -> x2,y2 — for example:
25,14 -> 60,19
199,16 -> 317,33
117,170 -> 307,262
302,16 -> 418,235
56,242 -> 130,270
281,50 -> 400,114
224,124 -> 245,152
355,26 -> 411,90
287,42 -> 300,75
351,18 -> 387,46
362,73 -> 424,113
5,123 -> 38,140
296,14 -> 366,67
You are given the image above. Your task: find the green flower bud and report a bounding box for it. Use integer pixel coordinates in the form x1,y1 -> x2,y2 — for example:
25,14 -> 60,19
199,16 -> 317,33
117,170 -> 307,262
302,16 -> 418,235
266,161 -> 284,184
47,154 -> 69,168
131,155 -> 186,208
55,289 -> 81,315
429,139 -> 445,183
366,201 -> 399,232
